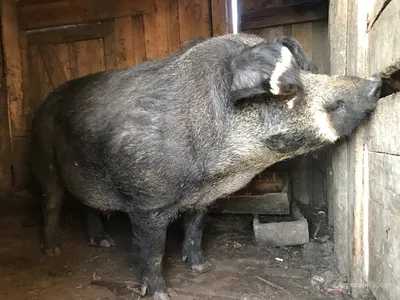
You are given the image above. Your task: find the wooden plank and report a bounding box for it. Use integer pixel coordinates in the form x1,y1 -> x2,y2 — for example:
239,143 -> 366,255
367,93 -> 400,156
211,0 -> 229,36
369,152 -> 400,300
0,76 -> 13,193
240,1 -> 328,30
10,136 -> 30,189
114,17 -> 135,69
103,31 -> 117,71
27,22 -> 114,46
68,43 -> 79,79
143,0 -> 169,60
166,0 -> 180,53
131,16 -> 147,65
19,32 -> 33,131
1,0 -> 25,137
311,21 -> 330,74
28,45 -> 54,111
74,39 -> 105,77
331,140 -> 350,277
178,0 -> 212,43
16,0 -> 66,7
18,0 -> 156,30
240,0 -> 326,14
328,0 -> 348,75
291,22 -> 313,62
38,45 -> 68,88
211,193 -> 290,215
368,0 -> 400,75
369,152 -> 400,213
234,172 -> 286,195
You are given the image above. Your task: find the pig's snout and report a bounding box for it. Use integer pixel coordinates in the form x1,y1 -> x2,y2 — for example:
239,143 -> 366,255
365,73 -> 382,101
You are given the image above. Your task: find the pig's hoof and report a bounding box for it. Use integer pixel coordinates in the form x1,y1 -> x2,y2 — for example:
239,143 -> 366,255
43,246 -> 61,257
191,260 -> 214,274
88,231 -> 115,248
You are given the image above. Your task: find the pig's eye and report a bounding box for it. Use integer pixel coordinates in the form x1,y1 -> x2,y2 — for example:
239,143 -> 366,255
327,100 -> 345,112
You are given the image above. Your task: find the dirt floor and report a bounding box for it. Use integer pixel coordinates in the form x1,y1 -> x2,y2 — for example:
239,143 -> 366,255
0,205 -> 349,300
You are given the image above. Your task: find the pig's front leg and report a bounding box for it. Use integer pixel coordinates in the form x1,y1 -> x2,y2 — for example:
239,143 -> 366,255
182,209 -> 213,273
128,209 -> 172,300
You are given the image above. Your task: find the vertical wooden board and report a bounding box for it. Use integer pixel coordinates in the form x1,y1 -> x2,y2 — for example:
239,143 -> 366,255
55,43 -> 72,80
38,45 -> 68,88
331,140 -> 351,277
143,0 -> 169,60
368,152 -> 400,300
283,25 -> 292,36
1,0 -> 25,136
68,42 -> 79,78
328,0 -> 348,75
311,21 -> 330,74
0,78 -> 12,193
28,45 -> 53,113
19,32 -> 32,132
211,0 -> 229,36
166,0 -> 180,53
367,93 -> 400,156
132,15 -> 147,64
367,0 -> 400,75
291,22 -> 313,59
178,0 -> 212,43
103,32 -> 117,71
11,136 -> 30,189
73,39 -> 105,78
345,0 -> 359,76
114,16 -> 135,69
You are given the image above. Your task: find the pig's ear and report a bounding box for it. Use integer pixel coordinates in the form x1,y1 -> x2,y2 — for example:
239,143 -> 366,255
230,43 -> 304,102
275,36 -> 319,74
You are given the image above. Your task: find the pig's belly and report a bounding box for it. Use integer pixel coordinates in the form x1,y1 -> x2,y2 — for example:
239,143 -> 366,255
58,162 -> 129,212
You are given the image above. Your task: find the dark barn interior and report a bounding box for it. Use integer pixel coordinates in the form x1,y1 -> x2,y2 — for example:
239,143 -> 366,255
0,0 -> 399,300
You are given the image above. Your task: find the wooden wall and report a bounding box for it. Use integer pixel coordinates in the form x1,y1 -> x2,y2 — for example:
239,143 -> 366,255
0,0 -> 231,197
329,0 -> 400,299
241,0 -> 330,210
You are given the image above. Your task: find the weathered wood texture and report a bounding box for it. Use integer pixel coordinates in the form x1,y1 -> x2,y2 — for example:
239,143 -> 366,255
1,0 -> 230,193
329,0 -> 400,299
0,31 -> 13,197
368,150 -> 400,300
240,0 -> 328,30
240,0 -> 325,14
368,0 -> 400,76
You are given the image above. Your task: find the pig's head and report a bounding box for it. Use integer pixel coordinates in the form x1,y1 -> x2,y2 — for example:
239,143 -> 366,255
299,72 -> 382,143
229,35 -> 382,157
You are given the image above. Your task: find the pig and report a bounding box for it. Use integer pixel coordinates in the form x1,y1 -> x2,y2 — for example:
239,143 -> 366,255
28,33 -> 382,300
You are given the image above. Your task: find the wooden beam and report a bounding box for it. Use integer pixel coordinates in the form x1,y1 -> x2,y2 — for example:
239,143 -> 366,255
1,0 -> 25,137
18,0 -> 155,31
27,22 -> 114,45
240,0 -> 326,14
240,1 -> 328,30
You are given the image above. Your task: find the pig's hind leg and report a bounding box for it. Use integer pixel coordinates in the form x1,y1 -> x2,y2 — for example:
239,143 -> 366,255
182,210 -> 213,273
41,178 -> 64,256
84,206 -> 115,248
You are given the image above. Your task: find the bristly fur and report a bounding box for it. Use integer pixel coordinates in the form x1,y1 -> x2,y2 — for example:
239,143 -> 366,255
29,33 -> 382,300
